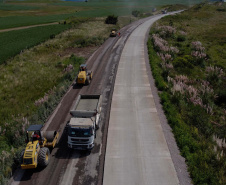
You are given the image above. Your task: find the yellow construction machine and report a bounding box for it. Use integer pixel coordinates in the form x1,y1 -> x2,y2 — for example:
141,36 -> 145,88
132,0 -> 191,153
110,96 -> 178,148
110,28 -> 117,37
21,125 -> 59,169
76,64 -> 93,85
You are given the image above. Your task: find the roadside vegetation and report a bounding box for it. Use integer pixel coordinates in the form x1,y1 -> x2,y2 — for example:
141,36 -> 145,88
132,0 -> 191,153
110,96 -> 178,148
148,2 -> 225,184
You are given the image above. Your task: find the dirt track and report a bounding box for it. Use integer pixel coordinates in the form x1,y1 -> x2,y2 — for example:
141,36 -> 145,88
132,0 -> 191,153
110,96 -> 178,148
0,22 -> 58,33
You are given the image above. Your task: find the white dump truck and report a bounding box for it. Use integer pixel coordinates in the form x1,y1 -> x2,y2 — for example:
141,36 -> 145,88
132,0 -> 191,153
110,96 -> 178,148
67,94 -> 102,150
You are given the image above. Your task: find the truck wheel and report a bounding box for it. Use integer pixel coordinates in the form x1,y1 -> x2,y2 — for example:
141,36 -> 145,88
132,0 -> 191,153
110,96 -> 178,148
38,147 -> 50,167
88,71 -> 92,80
96,118 -> 100,130
95,116 -> 101,130
85,77 -> 90,85
89,76 -> 91,84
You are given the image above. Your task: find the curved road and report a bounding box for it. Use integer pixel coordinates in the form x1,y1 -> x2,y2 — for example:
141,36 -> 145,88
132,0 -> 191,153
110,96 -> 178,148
10,12 -> 190,185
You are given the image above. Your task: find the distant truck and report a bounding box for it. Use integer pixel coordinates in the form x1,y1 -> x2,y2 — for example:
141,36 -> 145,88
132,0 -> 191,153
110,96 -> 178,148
67,95 -> 102,150
162,9 -> 167,14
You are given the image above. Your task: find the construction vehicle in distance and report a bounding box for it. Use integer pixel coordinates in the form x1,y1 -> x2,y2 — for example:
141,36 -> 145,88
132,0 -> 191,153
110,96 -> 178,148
68,94 -> 102,150
110,28 -> 117,37
21,125 -> 59,169
76,64 -> 93,85
162,9 -> 167,14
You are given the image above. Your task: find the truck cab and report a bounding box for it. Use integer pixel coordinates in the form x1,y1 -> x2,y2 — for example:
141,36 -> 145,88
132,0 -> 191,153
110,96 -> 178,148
67,94 -> 102,150
68,117 -> 96,150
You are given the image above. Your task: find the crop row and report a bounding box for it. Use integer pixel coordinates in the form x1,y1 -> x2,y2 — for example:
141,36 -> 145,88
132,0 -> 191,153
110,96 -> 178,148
0,14 -> 74,30
0,24 -> 70,64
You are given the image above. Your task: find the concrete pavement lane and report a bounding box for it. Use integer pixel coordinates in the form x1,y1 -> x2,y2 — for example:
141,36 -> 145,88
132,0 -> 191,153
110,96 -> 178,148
103,15 -> 179,185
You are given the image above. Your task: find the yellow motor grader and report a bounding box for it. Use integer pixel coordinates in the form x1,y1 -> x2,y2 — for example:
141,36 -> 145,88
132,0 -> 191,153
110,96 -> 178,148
76,64 -> 93,85
21,125 -> 59,169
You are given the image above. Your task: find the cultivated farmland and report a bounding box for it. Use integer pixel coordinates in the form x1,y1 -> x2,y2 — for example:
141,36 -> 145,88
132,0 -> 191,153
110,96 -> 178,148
0,24 -> 70,64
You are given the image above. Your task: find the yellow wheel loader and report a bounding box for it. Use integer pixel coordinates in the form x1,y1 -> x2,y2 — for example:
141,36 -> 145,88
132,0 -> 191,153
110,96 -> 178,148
76,64 -> 93,85
20,125 -> 59,169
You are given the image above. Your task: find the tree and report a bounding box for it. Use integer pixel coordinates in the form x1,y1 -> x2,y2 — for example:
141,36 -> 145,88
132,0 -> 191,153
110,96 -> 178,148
105,15 -> 118,25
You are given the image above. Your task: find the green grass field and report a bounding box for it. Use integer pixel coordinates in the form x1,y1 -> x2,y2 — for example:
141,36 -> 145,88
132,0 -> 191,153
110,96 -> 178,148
0,14 -> 74,29
0,24 -> 70,64
0,3 -> 39,11
0,0 -> 204,29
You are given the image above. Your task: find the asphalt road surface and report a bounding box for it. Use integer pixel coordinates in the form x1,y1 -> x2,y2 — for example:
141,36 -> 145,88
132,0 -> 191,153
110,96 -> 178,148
103,15 -> 179,185
9,12 -> 191,185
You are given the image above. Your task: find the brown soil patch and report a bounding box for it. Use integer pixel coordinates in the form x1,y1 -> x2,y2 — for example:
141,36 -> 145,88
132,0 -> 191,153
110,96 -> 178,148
0,22 -> 58,33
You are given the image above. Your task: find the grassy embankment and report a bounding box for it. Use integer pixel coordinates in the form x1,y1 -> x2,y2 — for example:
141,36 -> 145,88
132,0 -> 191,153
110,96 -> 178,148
148,2 -> 225,185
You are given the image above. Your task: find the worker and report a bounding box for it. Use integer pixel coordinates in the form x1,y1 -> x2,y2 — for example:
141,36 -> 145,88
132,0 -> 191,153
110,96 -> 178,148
33,131 -> 40,141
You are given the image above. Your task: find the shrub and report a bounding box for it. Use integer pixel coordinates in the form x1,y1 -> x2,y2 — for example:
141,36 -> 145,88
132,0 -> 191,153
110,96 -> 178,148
50,34 -> 55,39
177,35 -> 186,42
105,15 -> 118,25
132,10 -> 140,17
173,55 -> 194,69
74,36 -> 103,48
215,89 -> 226,107
148,40 -> 167,91
206,65 -> 224,86
157,25 -> 176,38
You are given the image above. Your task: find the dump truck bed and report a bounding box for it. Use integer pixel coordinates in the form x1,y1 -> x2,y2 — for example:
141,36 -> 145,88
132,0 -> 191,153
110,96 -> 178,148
70,95 -> 102,117
76,99 -> 99,111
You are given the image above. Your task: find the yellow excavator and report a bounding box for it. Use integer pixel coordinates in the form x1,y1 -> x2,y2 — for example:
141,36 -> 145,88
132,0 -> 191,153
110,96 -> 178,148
21,125 -> 59,169
76,64 -> 93,85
